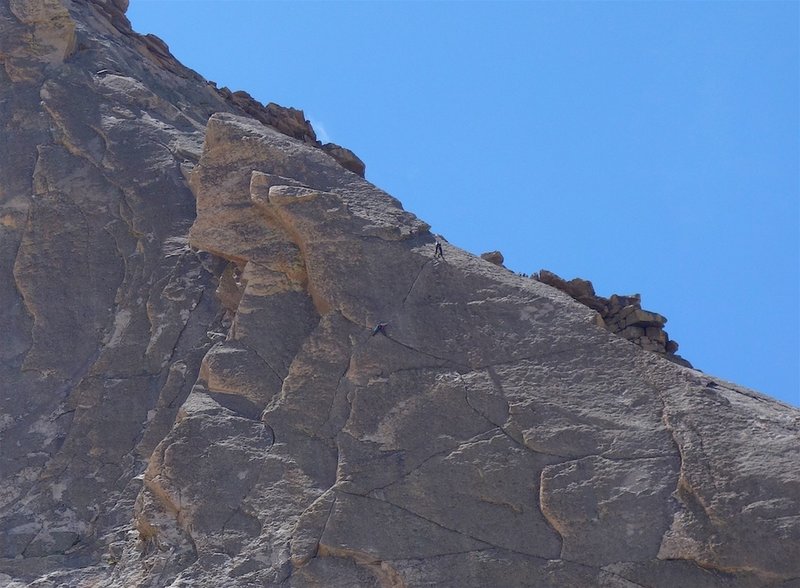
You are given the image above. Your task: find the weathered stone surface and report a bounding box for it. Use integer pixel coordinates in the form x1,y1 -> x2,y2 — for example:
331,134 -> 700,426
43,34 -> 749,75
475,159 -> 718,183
215,88 -> 367,177
218,90 -> 317,144
1,1 -> 798,587
537,268 -> 690,366
5,0 -> 76,80
321,142 -> 366,177
540,455 -> 679,565
389,550 -> 629,587
480,249 -> 505,266
375,431 -> 563,558
538,268 -> 602,311
657,380 -> 800,580
1,0 -> 231,582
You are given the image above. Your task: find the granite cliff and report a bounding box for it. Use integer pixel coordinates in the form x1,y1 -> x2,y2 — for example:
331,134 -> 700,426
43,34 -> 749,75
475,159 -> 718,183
1,2 -> 798,587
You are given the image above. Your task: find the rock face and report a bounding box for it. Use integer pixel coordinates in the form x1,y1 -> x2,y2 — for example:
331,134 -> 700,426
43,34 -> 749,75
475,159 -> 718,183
537,269 -> 691,367
480,250 -> 505,267
0,2 -> 798,587
215,88 -> 367,178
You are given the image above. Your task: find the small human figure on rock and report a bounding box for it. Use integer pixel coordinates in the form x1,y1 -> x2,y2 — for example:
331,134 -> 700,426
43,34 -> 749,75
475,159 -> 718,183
371,322 -> 389,337
434,240 -> 445,260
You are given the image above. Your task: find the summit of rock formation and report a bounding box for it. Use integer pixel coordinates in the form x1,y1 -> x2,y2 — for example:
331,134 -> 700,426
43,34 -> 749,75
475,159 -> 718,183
1,2 -> 798,587
535,269 -> 692,368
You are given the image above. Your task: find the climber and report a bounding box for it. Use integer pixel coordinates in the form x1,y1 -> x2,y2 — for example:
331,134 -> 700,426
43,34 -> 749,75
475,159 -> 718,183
434,240 -> 445,260
371,322 -> 389,337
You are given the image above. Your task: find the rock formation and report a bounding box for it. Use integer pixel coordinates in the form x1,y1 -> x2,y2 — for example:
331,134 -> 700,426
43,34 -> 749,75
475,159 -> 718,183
536,269 -> 691,367
480,250 -> 505,267
1,1 -> 798,587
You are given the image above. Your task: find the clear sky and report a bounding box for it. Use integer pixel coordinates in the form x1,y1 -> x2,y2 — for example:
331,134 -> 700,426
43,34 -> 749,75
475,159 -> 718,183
127,1 -> 799,407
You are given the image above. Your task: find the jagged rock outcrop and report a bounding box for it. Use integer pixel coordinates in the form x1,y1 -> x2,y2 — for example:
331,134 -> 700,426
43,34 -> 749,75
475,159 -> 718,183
480,250 -> 505,267
1,2 -> 798,587
215,87 -> 367,177
537,269 -> 691,367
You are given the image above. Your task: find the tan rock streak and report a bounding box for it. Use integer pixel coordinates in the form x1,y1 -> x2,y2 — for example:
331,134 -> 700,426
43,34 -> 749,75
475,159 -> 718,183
658,383 -> 800,580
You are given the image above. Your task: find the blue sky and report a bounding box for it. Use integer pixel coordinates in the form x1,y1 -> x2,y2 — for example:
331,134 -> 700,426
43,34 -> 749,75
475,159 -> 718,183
127,1 -> 798,406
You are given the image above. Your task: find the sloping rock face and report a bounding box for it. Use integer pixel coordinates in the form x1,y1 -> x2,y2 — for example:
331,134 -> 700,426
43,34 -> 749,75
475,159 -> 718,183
536,269 -> 691,367
1,2 -> 798,587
